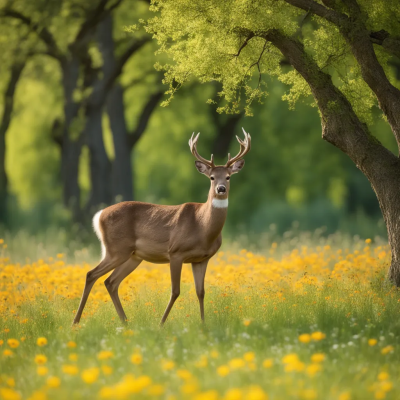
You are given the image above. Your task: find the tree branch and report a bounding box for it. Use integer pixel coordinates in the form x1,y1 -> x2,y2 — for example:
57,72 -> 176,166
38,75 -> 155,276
128,91 -> 163,149
1,8 -> 64,61
262,29 -> 397,182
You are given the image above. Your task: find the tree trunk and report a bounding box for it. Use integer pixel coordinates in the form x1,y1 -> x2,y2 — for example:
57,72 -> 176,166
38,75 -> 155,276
212,113 -> 243,159
85,105 -> 112,212
107,83 -> 133,201
0,61 -> 25,225
60,59 -> 83,221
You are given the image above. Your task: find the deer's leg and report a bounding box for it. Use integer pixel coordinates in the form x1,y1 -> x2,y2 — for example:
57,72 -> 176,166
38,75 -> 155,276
160,258 -> 183,326
104,256 -> 142,323
72,254 -> 130,325
191,260 -> 209,321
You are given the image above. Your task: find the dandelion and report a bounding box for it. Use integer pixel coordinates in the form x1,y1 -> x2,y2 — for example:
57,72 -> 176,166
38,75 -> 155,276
7,339 -> 19,348
229,358 -> 246,370
381,345 -> 394,355
311,332 -> 326,341
365,238 -> 372,244
37,366 -> 48,376
67,341 -> 76,348
46,376 -> 61,388
299,334 -> 311,343
161,360 -> 175,371
217,365 -> 230,377
377,372 -> 390,381
247,385 -> 268,400
262,359 -> 273,368
62,364 -> 79,375
97,350 -> 114,360
310,353 -> 325,363
368,339 -> 378,346
243,352 -> 255,362
177,369 -> 192,380
81,367 -> 100,384
37,337 -> 48,347
224,388 -> 243,400
131,353 -> 142,365
34,354 -> 47,365
0,388 -> 21,400
101,365 -> 113,375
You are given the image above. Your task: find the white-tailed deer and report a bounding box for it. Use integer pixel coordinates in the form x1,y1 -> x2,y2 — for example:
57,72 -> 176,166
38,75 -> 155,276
72,128 -> 251,325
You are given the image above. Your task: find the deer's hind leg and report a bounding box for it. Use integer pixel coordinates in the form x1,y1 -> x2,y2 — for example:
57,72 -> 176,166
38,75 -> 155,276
72,252 -> 131,325
105,256 -> 142,323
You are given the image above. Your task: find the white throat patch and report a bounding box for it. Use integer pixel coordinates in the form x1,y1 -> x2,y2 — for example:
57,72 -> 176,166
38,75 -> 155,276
212,198 -> 229,208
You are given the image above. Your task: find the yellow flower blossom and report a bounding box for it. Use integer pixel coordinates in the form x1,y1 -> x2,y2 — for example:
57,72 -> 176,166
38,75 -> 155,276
310,353 -> 325,363
81,367 -> 100,384
161,360 -> 175,371
131,353 -> 142,365
46,376 -> 61,388
217,365 -> 230,377
37,366 -> 49,376
224,388 -> 243,400
262,359 -> 273,368
229,358 -> 245,369
243,352 -> 255,362
101,365 -> 113,375
34,354 -> 47,364
36,337 -> 48,347
7,339 -> 19,348
381,345 -> 394,355
62,364 -> 79,375
311,332 -> 326,341
368,339 -> 378,346
67,341 -> 77,348
299,334 -> 311,343
97,350 -> 114,360
0,388 -> 21,400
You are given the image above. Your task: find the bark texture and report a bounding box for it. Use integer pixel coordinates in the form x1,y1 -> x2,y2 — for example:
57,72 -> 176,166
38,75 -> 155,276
0,61 -> 25,225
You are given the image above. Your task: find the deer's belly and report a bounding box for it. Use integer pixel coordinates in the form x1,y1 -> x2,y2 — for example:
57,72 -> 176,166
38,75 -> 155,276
134,239 -> 170,263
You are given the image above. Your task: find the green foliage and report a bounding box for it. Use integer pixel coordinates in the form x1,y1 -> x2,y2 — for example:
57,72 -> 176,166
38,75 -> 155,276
146,0 -> 400,122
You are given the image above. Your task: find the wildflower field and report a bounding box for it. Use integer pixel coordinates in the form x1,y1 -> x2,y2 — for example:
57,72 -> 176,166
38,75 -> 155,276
0,235 -> 399,400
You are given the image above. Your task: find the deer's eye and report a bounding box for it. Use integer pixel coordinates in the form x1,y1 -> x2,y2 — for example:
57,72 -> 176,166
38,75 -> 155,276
210,176 -> 215,180
226,176 -> 230,181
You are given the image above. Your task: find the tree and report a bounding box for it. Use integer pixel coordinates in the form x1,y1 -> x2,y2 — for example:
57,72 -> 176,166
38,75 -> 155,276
147,0 -> 400,285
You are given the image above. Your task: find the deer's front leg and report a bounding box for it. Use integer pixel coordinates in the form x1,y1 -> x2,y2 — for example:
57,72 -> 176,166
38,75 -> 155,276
191,259 -> 209,321
160,258 -> 183,326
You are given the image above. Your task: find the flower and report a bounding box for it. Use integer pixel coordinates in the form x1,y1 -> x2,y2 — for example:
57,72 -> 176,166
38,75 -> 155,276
0,339 -> 3,346
229,358 -> 245,369
243,319 -> 251,327
177,370 -> 192,380
34,354 -> 47,365
161,360 -> 175,371
101,365 -> 113,375
377,372 -> 390,381
299,334 -> 311,343
217,365 -> 230,377
310,353 -> 325,363
3,349 -> 13,357
7,339 -> 20,348
311,332 -> 326,341
0,388 -> 21,400
368,339 -> 378,346
381,345 -> 394,355
306,363 -> 322,377
244,352 -> 255,362
69,353 -> 78,361
46,376 -> 61,388
131,353 -> 142,365
37,337 -> 48,347
97,350 -> 114,360
62,364 -> 79,375
338,392 -> 351,400
262,359 -> 273,368
224,388 -> 243,400
246,385 -> 268,400
67,341 -> 76,348
365,238 -> 372,244
37,366 -> 49,376
81,368 -> 100,384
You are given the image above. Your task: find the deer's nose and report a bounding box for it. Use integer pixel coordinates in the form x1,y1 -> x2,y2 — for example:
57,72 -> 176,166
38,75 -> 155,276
217,185 -> 226,194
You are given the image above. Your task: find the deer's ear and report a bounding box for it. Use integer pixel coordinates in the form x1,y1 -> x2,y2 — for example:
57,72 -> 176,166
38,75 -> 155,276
230,159 -> 245,174
195,161 -> 211,176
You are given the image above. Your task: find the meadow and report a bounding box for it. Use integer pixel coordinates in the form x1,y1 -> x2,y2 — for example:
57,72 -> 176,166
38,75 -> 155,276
0,233 -> 399,400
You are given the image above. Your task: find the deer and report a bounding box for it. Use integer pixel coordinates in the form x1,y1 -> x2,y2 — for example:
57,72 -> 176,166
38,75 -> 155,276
72,128 -> 251,326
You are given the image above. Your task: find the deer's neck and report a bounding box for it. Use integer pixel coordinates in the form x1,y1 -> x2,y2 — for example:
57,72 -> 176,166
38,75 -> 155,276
199,187 -> 228,241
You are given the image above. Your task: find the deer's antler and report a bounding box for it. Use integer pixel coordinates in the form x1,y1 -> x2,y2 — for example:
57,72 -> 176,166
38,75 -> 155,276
225,127 -> 251,167
189,132 -> 215,168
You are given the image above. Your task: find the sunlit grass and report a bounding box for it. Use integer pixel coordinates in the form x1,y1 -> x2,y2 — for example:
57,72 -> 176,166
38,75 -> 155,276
0,237 -> 399,399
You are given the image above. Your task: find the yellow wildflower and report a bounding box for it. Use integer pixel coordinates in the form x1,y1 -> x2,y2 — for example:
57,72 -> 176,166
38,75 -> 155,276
311,331 -> 326,341
7,339 -> 20,348
101,365 -> 113,375
262,359 -> 273,368
299,334 -> 311,343
0,388 -> 21,400
81,367 -> 100,384
381,345 -> 394,355
161,360 -> 175,371
67,341 -> 77,348
177,369 -> 192,380
224,388 -> 243,400
37,337 -> 48,347
37,366 -> 49,376
34,354 -> 47,364
247,385 -> 268,400
310,353 -> 325,363
244,352 -> 255,362
217,365 -> 230,377
62,364 -> 79,375
131,353 -> 143,365
46,376 -> 61,388
368,339 -> 378,346
229,358 -> 245,369
3,349 -> 13,357
97,350 -> 114,360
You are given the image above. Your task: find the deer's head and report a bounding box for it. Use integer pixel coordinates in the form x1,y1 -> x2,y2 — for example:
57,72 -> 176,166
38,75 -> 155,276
189,128 -> 251,200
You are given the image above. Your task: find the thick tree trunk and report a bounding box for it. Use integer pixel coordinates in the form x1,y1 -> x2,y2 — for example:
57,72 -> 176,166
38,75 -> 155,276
85,106 -> 112,212
0,61 -> 25,225
212,113 -> 243,159
60,59 -> 82,221
107,84 -> 133,201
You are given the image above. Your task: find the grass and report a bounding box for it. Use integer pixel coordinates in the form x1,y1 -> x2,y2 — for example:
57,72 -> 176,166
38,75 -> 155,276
0,235 -> 399,400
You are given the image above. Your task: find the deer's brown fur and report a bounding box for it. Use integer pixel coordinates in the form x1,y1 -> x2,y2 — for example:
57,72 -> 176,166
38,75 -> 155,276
72,129 -> 251,325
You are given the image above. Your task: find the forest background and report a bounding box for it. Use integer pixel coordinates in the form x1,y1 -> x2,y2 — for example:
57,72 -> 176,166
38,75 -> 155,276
0,0 -> 395,251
